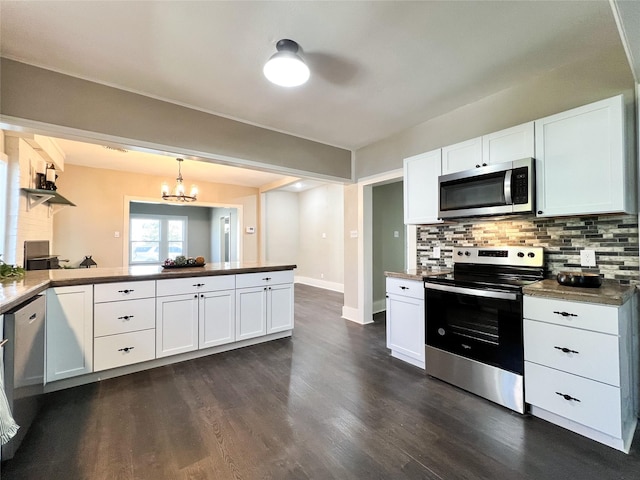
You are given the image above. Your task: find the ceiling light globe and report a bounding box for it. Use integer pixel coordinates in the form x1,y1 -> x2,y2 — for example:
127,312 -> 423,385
263,52 -> 310,87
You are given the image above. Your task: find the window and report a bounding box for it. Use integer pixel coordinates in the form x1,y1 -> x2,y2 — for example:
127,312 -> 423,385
129,215 -> 187,264
0,156 -> 8,259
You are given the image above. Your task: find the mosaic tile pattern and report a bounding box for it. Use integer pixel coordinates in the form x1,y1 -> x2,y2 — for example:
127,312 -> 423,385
416,214 -> 639,285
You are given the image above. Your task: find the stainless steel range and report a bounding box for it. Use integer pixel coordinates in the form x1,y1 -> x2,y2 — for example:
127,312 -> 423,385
424,246 -> 544,413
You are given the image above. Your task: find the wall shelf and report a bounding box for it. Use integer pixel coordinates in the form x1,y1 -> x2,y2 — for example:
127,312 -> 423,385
21,188 -> 76,214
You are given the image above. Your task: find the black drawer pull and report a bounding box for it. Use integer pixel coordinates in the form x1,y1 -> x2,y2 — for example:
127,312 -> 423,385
553,311 -> 577,317
554,346 -> 579,354
192,283 -> 205,287
263,277 -> 272,281
117,315 -> 134,320
118,289 -> 134,294
399,286 -> 409,290
555,392 -> 580,402
118,347 -> 135,353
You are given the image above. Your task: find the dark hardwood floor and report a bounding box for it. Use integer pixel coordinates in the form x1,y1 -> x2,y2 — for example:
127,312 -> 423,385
3,284 -> 640,479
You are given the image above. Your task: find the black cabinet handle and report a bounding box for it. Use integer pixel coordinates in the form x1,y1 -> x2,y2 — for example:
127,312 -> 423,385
118,347 -> 135,353
537,210 -> 543,215
117,315 -> 134,320
554,346 -> 579,354
555,391 -> 581,402
475,164 -> 481,168
399,286 -> 409,290
192,283 -> 205,287
263,277 -> 272,281
482,163 -> 487,167
553,311 -> 577,317
118,289 -> 134,294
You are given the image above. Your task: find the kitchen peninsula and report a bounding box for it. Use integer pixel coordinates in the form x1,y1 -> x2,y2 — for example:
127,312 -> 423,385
1,262 -> 296,392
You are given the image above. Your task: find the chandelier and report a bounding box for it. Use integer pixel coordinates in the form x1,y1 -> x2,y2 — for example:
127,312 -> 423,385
161,158 -> 198,202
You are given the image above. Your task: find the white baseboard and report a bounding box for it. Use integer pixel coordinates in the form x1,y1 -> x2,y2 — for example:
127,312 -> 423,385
295,275 -> 344,293
341,305 -> 373,325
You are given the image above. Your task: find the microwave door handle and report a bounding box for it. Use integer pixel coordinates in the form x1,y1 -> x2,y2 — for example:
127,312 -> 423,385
504,169 -> 513,204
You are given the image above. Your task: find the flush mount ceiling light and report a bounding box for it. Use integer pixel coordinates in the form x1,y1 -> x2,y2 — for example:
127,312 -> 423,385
263,39 -> 310,87
161,158 -> 198,202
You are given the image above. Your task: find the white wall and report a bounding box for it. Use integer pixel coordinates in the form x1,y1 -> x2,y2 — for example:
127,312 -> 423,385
263,191 -> 299,265
297,184 -> 344,291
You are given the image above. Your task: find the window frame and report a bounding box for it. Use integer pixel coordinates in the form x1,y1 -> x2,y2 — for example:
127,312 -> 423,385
129,214 -> 188,265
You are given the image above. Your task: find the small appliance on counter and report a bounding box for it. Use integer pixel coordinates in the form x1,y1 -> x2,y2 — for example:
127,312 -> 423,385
23,240 -> 63,270
556,271 -> 602,288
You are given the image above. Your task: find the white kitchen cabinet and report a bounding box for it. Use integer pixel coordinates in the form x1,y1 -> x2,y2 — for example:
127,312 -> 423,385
156,292 -> 199,358
93,280 -> 156,372
441,137 -> 483,175
156,275 -> 237,356
523,294 -> 637,452
236,271 -> 294,341
385,277 -> 425,369
46,285 -> 93,382
534,95 -> 635,217
403,149 -> 442,225
482,122 -> 534,164
199,288 -> 236,349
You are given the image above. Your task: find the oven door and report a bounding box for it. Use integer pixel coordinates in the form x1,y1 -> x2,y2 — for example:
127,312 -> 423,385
425,282 -> 524,375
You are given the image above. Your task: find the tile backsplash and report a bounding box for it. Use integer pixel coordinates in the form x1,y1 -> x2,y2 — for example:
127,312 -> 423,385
417,214 -> 639,285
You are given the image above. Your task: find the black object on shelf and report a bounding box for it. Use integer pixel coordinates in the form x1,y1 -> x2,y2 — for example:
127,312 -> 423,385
79,256 -> 98,268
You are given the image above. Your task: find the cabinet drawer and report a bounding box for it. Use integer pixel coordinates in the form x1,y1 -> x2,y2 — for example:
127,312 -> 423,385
386,277 -> 424,300
235,270 -> 294,288
94,298 -> 156,337
524,296 -> 619,335
94,280 -> 156,303
94,329 -> 155,372
525,362 -> 622,438
156,275 -> 235,296
524,319 -> 620,386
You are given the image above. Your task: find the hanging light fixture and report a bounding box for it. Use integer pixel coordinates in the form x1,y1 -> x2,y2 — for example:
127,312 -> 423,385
263,39 -> 310,87
161,158 -> 198,202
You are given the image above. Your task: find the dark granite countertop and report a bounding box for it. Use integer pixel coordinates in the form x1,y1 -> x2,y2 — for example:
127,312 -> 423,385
385,268 -> 452,282
0,262 -> 296,314
522,279 -> 636,306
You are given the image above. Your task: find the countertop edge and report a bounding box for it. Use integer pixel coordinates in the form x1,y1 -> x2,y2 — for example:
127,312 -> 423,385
522,280 -> 636,306
0,264 -> 297,314
385,269 -> 451,281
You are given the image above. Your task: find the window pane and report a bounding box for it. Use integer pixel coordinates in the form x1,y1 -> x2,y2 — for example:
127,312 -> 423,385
167,220 -> 184,241
168,242 -> 184,258
131,218 -> 160,241
131,242 -> 159,262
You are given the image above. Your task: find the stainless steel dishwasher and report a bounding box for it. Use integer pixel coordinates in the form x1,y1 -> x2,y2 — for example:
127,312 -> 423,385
2,294 -> 46,460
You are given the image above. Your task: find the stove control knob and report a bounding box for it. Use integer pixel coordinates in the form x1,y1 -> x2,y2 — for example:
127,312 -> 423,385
517,252 -> 525,258
528,252 -> 536,258
457,251 -> 463,256
464,251 -> 471,256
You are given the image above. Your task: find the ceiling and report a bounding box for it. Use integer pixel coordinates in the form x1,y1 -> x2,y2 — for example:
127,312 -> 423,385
0,1 -> 637,188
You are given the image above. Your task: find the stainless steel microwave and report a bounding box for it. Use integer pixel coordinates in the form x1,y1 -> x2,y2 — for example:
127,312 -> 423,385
438,158 -> 534,219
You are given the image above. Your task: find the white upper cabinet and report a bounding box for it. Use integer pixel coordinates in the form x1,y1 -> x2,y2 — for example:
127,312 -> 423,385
403,149 -> 442,225
482,122 -> 534,164
441,137 -> 483,174
535,95 -> 635,217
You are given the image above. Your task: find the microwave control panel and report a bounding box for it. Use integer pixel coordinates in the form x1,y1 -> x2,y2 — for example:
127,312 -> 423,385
512,167 -> 529,204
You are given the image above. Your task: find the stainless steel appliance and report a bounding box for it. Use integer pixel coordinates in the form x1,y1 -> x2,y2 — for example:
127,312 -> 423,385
2,295 -> 46,460
24,240 -> 60,270
438,158 -> 534,219
424,246 -> 544,413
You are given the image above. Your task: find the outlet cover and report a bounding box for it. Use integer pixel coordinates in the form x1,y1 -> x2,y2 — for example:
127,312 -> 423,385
580,249 -> 596,267
432,246 -> 441,259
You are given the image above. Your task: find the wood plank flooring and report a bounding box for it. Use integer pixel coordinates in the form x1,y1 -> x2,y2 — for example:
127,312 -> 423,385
3,284 -> 640,479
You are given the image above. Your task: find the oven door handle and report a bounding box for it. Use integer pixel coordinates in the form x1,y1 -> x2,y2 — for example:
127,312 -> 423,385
425,282 -> 520,301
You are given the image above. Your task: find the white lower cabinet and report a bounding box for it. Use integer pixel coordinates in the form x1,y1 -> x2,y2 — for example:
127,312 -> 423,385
523,295 -> 637,452
156,292 -> 200,358
385,277 -> 425,369
236,271 -> 294,341
199,289 -> 236,349
46,285 -> 94,382
93,280 -> 156,371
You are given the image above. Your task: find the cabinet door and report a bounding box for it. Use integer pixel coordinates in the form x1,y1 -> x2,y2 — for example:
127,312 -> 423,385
441,137 -> 482,174
482,122 -> 534,164
46,285 -> 94,382
403,149 -> 442,225
267,283 -> 294,334
199,289 -> 236,349
156,293 -> 199,358
236,286 -> 267,341
386,293 -> 425,368
535,95 -> 629,217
